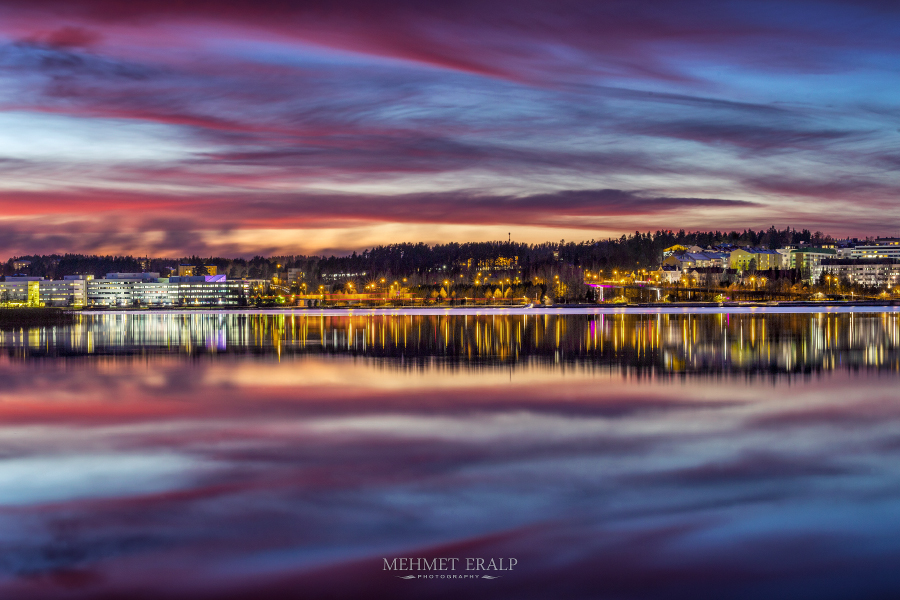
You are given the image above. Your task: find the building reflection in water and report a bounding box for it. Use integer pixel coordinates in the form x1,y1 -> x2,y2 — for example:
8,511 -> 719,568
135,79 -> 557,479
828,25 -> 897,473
3,312 -> 900,599
2,311 -> 899,375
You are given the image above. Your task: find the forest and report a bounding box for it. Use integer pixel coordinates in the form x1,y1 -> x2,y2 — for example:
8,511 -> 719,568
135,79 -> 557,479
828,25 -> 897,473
4,227 -> 833,283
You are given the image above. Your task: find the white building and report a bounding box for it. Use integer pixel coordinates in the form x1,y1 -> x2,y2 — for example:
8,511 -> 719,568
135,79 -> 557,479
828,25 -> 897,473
819,259 -> 900,288
1,272 -> 249,308
87,273 -> 159,307
650,265 -> 682,284
41,276 -> 91,307
136,280 -> 180,306
1,275 -> 92,307
849,245 -> 900,260
166,277 -> 249,306
86,273 -> 248,307
776,247 -> 794,266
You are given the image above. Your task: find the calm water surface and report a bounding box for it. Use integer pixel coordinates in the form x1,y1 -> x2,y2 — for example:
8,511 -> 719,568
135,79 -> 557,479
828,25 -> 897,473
2,311 -> 900,599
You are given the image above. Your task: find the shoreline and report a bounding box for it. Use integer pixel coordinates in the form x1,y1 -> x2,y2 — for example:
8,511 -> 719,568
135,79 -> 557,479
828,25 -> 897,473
78,303 -> 900,316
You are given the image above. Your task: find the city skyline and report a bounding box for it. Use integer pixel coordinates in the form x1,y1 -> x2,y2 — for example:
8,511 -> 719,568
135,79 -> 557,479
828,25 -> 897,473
1,0 -> 899,257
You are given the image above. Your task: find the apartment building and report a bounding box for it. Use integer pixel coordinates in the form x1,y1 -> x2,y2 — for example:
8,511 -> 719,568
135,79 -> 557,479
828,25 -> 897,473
819,259 -> 900,288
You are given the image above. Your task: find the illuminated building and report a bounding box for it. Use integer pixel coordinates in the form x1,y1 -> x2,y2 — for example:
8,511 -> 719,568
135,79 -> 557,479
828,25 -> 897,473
0,276 -> 44,306
728,248 -> 785,271
86,273 -> 247,307
819,258 -> 900,288
0,275 -> 91,307
791,248 -> 837,282
662,245 -> 688,258
664,252 -> 729,270
191,265 -> 218,276
476,256 -> 519,271
287,268 -> 305,284
850,242 -> 900,260
650,265 -> 681,283
43,276 -> 91,307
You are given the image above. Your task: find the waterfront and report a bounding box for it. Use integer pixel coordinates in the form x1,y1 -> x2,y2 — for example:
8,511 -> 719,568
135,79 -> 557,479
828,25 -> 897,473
3,312 -> 900,599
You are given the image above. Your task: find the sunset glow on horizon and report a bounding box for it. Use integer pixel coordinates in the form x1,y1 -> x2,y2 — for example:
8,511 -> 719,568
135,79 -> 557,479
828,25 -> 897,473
1,0 -> 899,257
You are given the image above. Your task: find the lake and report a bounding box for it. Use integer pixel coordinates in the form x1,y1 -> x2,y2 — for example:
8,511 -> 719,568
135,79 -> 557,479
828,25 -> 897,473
2,309 -> 900,599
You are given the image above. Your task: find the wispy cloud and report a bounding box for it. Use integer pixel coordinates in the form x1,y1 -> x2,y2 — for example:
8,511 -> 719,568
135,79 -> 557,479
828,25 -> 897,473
0,0 -> 898,254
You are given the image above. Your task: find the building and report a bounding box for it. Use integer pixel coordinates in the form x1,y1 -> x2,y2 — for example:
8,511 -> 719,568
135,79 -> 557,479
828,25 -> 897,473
850,244 -> 900,260
0,276 -> 44,306
322,271 -> 367,282
41,276 -> 91,307
791,248 -> 836,282
11,259 -> 31,271
729,248 -> 785,271
650,265 -> 682,284
135,281 -> 180,306
1,275 -> 93,307
684,267 -> 730,287
475,256 -> 519,271
169,279 -> 247,306
195,265 -> 217,276
663,252 -> 729,270
88,273 -> 160,307
776,247 -> 794,264
871,237 -> 900,246
177,265 -> 195,277
287,268 -> 305,284
662,245 -> 687,258
0,272 -> 244,308
819,258 -> 900,288
86,273 -> 247,307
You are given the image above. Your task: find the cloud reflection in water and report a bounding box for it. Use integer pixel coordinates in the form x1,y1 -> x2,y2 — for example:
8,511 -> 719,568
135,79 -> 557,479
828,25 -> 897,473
0,313 -> 899,599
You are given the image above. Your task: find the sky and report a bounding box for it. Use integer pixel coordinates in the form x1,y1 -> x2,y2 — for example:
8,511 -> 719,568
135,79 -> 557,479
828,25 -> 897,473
0,0 -> 898,257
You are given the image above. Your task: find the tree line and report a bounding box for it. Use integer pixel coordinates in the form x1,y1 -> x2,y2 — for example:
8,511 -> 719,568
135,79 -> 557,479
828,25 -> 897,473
3,227 -> 834,282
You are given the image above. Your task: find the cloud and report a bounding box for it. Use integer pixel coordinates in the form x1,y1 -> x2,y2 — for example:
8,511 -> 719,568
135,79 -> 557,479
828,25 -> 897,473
4,364 -> 900,599
0,0 -> 898,253
0,40 -> 154,80
631,452 -> 862,486
0,187 -> 759,255
33,26 -> 102,49
625,121 -> 867,154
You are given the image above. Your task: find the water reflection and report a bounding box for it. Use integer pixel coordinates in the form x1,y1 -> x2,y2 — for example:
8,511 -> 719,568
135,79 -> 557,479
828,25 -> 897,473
3,312 -> 900,375
3,313 -> 900,599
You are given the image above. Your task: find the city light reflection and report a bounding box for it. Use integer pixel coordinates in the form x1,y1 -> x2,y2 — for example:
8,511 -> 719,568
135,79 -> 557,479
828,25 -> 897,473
3,312 -> 900,376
